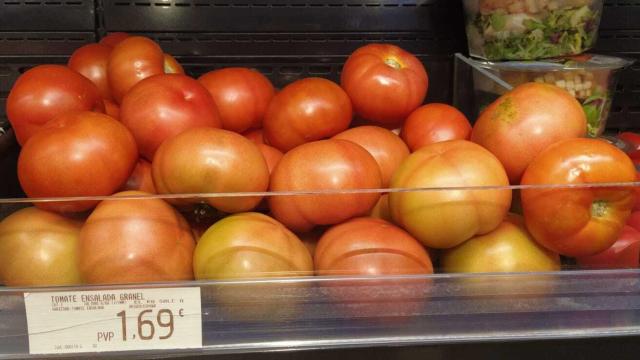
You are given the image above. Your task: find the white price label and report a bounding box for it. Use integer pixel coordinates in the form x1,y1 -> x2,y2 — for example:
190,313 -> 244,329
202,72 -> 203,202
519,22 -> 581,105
24,287 -> 202,355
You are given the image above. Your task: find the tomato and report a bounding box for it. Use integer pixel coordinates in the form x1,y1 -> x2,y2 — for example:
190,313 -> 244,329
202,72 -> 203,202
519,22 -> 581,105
107,36 -> 181,103
627,211 -> 640,232
198,67 -> 275,133
471,82 -> 587,184
618,132 -> 640,160
269,139 -> 382,232
389,140 -> 511,249
401,103 -> 471,152
0,207 -> 82,286
79,191 -> 195,284
341,44 -> 428,125
164,53 -> 184,74
521,138 -> 637,257
370,194 -> 392,222
120,74 -> 221,160
315,217 -> 432,276
121,159 -> 156,194
6,65 -> 104,145
18,111 -> 138,213
441,214 -> 560,273
103,99 -> 120,119
99,32 -> 129,48
243,128 -> 265,144
263,77 -> 352,152
68,43 -> 113,100
333,125 -> 410,188
194,212 -> 312,279
576,225 -> 640,269
152,127 -> 269,213
257,143 -> 283,174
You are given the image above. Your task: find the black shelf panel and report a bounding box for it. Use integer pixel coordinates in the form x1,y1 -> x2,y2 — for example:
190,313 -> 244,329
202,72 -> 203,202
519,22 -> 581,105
0,32 -> 96,56
0,0 -> 95,31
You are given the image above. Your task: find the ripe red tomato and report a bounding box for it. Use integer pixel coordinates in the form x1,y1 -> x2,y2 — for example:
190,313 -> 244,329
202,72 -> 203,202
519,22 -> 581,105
269,139 -> 382,232
341,44 -> 428,125
6,65 -> 104,145
152,127 -> 270,213
627,211 -> 640,232
99,32 -> 129,48
121,159 -> 156,194
120,74 -> 221,160
243,128 -> 265,144
79,191 -> 195,284
315,217 -> 433,276
68,43 -> 113,100
389,140 -> 511,249
199,67 -> 275,133
618,132 -> 640,161
263,77 -> 352,152
401,103 -> 471,152
108,36 -> 181,103
576,225 -> 640,269
471,82 -> 587,183
521,138 -> 637,257
103,99 -> 120,119
256,143 -> 283,174
0,207 -> 82,286
333,126 -> 410,188
18,111 -> 138,213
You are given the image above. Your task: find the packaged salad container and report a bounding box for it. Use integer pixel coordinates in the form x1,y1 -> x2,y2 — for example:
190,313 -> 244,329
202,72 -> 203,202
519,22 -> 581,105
468,54 -> 634,137
463,0 -> 604,61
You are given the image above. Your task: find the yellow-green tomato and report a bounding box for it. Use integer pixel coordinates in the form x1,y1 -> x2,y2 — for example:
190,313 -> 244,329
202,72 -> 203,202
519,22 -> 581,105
194,212 -> 313,279
441,214 -> 560,273
0,207 -> 82,286
389,140 -> 511,249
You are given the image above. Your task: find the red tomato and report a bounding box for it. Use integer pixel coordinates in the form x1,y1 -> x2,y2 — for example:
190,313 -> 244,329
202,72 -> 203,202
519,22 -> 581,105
103,99 -> 120,119
333,125 -> 410,188
389,140 -> 511,249
164,53 -> 184,74
257,143 -> 283,174
627,211 -> 640,232
521,138 -> 637,257
199,68 -> 275,133
243,128 -> 265,144
576,225 -> 640,269
120,74 -> 221,160
152,127 -> 270,213
341,44 -> 428,125
269,139 -> 382,232
471,82 -> 587,184
263,77 -> 352,152
618,132 -> 640,160
315,217 -> 433,276
0,207 -> 82,286
121,159 -> 156,194
79,191 -> 195,284
108,36 -> 182,103
17,111 -> 138,213
68,43 -> 113,100
401,103 -> 472,152
99,32 -> 129,48
6,65 -> 104,145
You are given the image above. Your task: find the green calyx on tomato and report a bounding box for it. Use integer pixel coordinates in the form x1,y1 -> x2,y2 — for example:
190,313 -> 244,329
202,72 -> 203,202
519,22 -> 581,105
591,200 -> 608,218
384,57 -> 402,69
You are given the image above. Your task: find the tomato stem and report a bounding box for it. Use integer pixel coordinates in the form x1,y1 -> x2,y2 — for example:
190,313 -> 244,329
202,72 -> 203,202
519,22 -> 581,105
591,200 -> 608,218
384,58 -> 402,69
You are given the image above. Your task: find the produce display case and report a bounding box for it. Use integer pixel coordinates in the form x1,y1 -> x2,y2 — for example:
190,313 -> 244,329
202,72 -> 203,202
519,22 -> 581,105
2,0 -> 640,359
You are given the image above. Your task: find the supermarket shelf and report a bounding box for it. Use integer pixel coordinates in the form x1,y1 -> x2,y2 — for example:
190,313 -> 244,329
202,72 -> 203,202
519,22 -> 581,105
1,270 -> 640,358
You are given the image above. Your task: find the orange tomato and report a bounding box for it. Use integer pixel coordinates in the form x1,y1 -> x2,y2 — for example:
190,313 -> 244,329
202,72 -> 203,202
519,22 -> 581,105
401,103 -> 471,152
68,43 -> 114,100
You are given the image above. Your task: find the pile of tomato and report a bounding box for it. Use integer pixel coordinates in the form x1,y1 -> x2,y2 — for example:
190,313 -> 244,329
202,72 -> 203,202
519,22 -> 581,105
0,33 -> 639,288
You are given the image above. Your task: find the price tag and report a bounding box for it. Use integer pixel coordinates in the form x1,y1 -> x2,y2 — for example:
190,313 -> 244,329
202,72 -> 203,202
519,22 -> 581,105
24,287 -> 202,354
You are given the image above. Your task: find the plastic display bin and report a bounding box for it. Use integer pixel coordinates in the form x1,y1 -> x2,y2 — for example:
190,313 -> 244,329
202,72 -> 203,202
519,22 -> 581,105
1,1 -> 640,359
